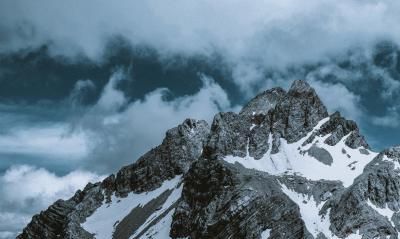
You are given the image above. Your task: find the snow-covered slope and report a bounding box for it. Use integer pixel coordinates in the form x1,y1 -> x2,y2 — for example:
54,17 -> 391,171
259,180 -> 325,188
82,176 -> 182,239
224,116 -> 377,187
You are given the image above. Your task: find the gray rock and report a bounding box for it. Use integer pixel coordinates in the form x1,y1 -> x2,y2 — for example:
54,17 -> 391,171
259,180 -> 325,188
303,111 -> 369,149
206,80 -> 329,159
307,145 -> 334,166
271,80 -> 328,144
111,118 -> 209,196
170,159 -> 313,239
205,112 -> 252,159
359,148 -> 370,155
240,87 -> 286,116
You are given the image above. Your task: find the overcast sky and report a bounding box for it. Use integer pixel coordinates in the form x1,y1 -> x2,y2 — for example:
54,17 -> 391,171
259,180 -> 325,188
2,0 -> 400,238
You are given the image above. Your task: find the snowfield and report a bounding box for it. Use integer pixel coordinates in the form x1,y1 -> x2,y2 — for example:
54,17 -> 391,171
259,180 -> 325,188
224,117 -> 377,187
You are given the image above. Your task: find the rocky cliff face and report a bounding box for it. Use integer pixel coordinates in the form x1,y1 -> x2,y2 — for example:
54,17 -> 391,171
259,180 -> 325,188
18,80 -> 400,239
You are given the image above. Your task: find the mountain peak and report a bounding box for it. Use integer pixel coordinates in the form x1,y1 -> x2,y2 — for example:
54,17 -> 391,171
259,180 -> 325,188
288,80 -> 313,94
19,80 -> 390,239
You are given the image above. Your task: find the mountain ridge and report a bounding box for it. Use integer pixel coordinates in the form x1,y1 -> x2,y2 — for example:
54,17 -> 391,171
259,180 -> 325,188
18,80 -> 400,239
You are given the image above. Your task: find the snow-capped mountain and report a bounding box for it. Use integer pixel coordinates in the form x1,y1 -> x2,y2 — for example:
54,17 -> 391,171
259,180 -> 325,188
18,80 -> 400,239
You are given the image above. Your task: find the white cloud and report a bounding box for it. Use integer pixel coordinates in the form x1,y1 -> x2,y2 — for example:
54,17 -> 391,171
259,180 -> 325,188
0,125 -> 89,160
1,165 -> 101,203
306,78 -> 363,121
0,165 -> 103,238
68,79 -> 97,106
95,70 -> 125,111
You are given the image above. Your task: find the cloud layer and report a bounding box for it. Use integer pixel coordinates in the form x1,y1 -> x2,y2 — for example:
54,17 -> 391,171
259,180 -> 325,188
2,0 -> 400,67
2,0 -> 400,130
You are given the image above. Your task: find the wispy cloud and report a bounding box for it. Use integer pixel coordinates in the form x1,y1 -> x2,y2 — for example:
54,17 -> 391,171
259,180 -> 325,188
308,79 -> 363,121
0,125 -> 89,160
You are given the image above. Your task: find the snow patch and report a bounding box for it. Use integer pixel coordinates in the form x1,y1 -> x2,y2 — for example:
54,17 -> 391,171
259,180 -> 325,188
345,231 -> 363,239
367,200 -> 396,228
261,229 -> 271,239
130,183 -> 183,238
280,183 -> 332,238
136,209 -> 175,239
81,175 -> 182,239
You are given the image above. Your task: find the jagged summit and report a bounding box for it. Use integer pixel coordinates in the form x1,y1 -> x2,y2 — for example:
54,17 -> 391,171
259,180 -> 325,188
208,79 -> 331,160
19,80 -> 400,239
288,79 -> 314,94
240,80 -> 321,116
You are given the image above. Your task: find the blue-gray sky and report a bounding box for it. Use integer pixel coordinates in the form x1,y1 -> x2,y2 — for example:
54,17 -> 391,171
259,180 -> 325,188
1,0 -> 400,238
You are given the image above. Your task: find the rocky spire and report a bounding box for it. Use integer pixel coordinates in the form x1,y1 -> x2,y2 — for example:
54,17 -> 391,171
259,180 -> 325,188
240,87 -> 286,116
271,80 -> 328,143
288,79 -> 315,94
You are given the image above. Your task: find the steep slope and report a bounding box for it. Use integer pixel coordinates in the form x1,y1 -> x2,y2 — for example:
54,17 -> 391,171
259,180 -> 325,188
19,80 -> 400,239
18,119 -> 209,239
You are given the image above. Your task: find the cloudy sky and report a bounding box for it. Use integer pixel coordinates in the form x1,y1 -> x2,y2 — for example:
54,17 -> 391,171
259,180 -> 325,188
2,0 -> 400,237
